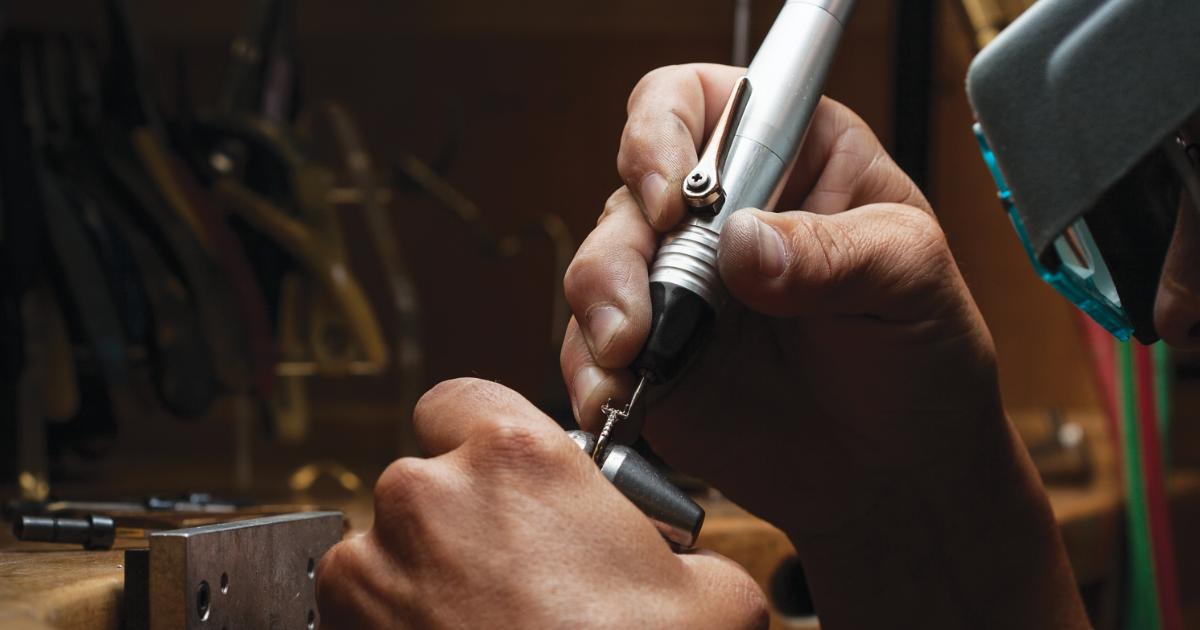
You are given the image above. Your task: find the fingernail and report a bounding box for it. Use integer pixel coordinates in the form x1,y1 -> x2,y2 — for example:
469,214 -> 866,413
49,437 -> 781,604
572,366 -> 607,414
586,305 -> 625,355
755,217 -> 787,278
640,173 -> 668,225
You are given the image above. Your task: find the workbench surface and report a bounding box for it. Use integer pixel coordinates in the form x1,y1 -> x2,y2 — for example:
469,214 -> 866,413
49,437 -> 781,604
0,493 -> 377,630
2,447 -> 1196,630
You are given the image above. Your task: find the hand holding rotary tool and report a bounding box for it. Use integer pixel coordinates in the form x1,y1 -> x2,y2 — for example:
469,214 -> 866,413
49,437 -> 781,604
585,0 -> 860,466
558,3 -> 1084,627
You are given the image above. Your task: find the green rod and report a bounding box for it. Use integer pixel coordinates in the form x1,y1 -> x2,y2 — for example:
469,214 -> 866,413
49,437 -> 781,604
1119,339 -> 1162,630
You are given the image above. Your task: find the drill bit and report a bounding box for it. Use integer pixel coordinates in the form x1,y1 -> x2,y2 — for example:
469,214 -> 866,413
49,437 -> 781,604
593,375 -> 648,462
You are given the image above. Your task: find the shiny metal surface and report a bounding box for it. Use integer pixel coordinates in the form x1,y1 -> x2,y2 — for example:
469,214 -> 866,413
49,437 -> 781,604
598,446 -> 629,484
593,409 -> 618,462
147,511 -> 342,630
648,223 -> 726,310
739,1 -> 847,180
568,430 -> 597,455
793,0 -> 858,26
599,445 -> 704,548
567,431 -> 705,547
593,376 -> 647,463
684,77 -> 753,212
652,0 -> 857,313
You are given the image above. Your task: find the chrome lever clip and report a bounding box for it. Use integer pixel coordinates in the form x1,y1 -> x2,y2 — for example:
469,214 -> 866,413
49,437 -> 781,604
683,76 -> 753,217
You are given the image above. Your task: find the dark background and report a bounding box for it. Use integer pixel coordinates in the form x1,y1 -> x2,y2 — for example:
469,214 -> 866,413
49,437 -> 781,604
8,0 -> 1163,489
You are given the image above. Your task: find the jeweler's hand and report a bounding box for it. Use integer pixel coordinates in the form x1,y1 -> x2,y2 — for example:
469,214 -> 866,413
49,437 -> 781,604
560,63 -> 1089,629
563,61 -> 993,537
316,378 -> 768,630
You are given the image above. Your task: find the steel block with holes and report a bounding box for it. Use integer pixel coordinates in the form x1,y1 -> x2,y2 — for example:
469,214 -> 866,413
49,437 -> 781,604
122,512 -> 343,630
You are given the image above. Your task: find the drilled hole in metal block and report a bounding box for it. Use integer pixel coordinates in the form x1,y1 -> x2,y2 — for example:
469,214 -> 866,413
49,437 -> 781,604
196,581 -> 211,621
307,557 -> 316,579
308,609 -> 316,629
220,572 -> 229,594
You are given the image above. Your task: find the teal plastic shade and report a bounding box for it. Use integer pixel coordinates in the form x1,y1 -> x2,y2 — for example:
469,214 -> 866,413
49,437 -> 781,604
974,124 -> 1134,341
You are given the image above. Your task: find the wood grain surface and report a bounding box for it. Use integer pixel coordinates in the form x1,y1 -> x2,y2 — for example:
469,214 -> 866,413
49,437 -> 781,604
1,463 -> 1165,630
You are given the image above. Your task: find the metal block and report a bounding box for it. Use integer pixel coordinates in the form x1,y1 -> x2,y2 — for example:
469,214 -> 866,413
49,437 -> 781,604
126,548 -> 151,630
148,511 -> 343,630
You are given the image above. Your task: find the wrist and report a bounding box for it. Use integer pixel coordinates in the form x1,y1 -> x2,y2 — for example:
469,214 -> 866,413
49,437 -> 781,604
781,408 -> 1089,629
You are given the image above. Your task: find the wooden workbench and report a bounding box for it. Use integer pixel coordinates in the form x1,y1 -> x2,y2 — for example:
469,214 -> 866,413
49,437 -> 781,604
7,412 -> 1195,630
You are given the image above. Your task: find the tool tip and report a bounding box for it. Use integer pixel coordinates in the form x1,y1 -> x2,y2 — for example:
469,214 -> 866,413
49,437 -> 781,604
628,374 -> 648,410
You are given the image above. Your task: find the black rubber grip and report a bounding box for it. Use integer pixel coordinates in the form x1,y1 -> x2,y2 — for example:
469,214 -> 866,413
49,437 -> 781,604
632,281 -> 716,384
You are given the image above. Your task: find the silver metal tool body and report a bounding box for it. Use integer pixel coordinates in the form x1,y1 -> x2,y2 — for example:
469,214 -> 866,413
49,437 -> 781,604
651,0 -> 859,312
569,430 -> 705,548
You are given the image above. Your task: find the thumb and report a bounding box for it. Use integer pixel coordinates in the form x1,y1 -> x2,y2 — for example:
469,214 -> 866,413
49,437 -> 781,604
718,205 -> 962,323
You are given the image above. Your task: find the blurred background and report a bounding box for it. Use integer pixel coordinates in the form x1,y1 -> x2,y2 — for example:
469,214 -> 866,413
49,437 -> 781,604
0,0 -> 906,489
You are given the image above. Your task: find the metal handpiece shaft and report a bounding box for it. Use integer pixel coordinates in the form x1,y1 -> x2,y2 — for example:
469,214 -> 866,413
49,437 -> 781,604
632,0 -> 859,385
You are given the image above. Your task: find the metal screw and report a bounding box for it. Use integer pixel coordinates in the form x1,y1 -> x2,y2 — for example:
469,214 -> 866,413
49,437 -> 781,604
686,171 -> 710,191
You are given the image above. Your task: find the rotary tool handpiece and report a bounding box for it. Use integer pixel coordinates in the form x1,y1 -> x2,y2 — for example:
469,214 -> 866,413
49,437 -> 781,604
631,0 -> 860,385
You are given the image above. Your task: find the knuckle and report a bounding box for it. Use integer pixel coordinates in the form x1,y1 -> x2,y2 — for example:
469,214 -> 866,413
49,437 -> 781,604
617,129 -> 654,181
478,422 -> 572,473
894,204 -> 944,243
415,377 -> 522,430
629,65 -> 683,110
374,457 -> 434,514
314,540 -> 367,626
560,189 -> 628,307
598,187 -> 633,224
563,258 -> 588,308
620,65 -> 698,181
315,539 -> 355,592
564,232 -> 622,306
887,206 -> 950,269
457,377 -> 526,411
413,377 -> 470,421
559,318 -> 587,373
372,458 -> 459,551
563,250 -> 599,305
738,582 -> 771,630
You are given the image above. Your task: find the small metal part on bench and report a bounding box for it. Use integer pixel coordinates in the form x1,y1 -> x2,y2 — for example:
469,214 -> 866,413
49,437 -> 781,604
14,515 -> 116,549
568,430 -> 705,547
145,511 -> 342,630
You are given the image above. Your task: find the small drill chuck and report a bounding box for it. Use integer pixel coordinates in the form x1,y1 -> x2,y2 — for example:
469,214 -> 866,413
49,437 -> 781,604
633,281 -> 718,384
568,430 -> 705,547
